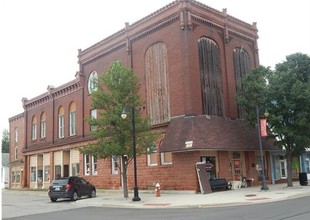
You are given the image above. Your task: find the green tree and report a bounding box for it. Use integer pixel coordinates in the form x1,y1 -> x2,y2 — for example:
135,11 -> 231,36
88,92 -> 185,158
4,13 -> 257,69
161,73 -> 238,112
1,129 -> 9,153
81,61 -> 158,199
238,53 -> 310,187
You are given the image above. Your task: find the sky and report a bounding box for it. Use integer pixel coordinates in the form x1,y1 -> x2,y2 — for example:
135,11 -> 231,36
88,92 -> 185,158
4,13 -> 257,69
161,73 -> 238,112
0,0 -> 309,135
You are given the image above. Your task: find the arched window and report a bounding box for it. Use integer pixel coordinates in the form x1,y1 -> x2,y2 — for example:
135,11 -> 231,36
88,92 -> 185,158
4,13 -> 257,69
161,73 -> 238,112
40,112 -> 46,138
233,48 -> 251,118
31,116 -> 37,140
198,37 -> 223,116
14,146 -> 18,160
58,106 -> 64,138
14,128 -> 18,142
88,71 -> 98,94
69,102 -> 76,136
145,42 -> 170,125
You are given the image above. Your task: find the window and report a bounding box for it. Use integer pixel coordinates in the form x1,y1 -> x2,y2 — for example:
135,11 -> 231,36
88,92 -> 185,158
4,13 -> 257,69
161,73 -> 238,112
14,128 -> 18,142
40,112 -> 46,138
147,144 -> 158,166
145,42 -> 170,125
55,165 -> 61,179
31,167 -> 37,182
84,154 -> 90,175
44,165 -> 50,182
233,48 -> 251,118
14,146 -> 18,160
69,102 -> 76,136
161,152 -> 172,165
198,37 -> 223,116
92,156 -> 97,175
31,116 -> 37,140
280,159 -> 287,178
88,71 -> 98,94
11,171 -> 15,183
112,156 -> 119,174
58,106 -> 64,138
72,163 -> 80,176
90,109 -> 97,131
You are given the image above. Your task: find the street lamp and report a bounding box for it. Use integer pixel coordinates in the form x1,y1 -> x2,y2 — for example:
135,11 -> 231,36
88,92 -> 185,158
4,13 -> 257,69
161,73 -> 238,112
256,106 -> 269,191
121,107 -> 141,201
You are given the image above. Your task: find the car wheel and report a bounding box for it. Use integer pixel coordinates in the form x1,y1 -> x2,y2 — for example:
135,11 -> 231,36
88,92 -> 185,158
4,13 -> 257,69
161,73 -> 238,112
89,189 -> 96,198
50,198 -> 57,202
71,191 -> 78,201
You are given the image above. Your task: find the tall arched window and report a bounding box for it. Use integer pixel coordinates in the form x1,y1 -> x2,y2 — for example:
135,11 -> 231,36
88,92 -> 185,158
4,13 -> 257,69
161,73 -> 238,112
233,48 -> 251,118
14,128 -> 18,142
40,112 -> 46,138
31,116 -> 37,140
58,106 -> 65,138
69,102 -> 76,136
88,71 -> 98,94
145,42 -> 170,125
198,37 -> 223,116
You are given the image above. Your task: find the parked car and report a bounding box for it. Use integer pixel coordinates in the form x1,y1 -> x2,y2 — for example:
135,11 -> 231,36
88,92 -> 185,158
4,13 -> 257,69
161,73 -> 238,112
48,176 -> 96,202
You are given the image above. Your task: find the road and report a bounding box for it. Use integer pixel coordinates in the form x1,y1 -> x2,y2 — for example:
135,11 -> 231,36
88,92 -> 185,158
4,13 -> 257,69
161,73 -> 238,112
2,189 -> 310,220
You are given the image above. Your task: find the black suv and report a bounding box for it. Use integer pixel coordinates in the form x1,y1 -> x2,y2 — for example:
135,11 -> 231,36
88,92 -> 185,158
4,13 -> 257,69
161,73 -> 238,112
48,176 -> 96,202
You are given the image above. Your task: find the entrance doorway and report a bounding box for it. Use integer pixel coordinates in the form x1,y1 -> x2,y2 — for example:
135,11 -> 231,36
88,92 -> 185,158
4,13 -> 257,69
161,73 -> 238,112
201,156 -> 216,179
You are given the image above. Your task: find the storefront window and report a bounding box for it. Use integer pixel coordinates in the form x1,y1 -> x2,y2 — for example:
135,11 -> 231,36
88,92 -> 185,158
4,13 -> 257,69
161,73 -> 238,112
44,165 -> 50,181
31,167 -> 36,182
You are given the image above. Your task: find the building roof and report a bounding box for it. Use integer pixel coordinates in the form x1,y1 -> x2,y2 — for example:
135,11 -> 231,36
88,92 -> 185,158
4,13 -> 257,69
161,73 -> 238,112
160,115 -> 279,153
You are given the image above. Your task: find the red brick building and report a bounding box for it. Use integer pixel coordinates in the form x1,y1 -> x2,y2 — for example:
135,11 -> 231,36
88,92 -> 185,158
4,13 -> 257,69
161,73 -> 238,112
9,0 -> 278,191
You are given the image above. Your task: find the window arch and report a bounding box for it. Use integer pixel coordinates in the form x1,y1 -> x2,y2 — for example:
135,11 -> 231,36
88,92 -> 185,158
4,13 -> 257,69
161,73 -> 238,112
14,146 -> 18,160
198,37 -> 223,116
40,112 -> 46,138
233,47 -> 251,118
69,102 -> 76,136
58,106 -> 64,138
88,71 -> 98,94
145,42 -> 170,125
31,116 -> 37,140
14,128 -> 18,142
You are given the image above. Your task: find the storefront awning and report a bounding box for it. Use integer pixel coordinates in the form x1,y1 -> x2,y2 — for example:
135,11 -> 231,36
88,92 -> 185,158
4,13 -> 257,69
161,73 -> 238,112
160,115 -> 279,153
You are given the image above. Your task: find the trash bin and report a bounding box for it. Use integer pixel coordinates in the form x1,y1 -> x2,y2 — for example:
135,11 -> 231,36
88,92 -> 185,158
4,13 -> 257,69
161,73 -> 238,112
299,172 -> 308,186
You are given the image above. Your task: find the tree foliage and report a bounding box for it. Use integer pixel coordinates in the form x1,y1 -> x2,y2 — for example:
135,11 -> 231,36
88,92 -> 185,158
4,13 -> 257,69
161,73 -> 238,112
1,129 -> 9,153
238,53 -> 310,187
81,61 -> 158,198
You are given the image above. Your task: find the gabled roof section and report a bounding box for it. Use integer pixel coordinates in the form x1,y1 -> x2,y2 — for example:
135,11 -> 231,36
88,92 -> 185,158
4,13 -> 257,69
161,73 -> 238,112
78,0 -> 257,64
160,115 -> 278,153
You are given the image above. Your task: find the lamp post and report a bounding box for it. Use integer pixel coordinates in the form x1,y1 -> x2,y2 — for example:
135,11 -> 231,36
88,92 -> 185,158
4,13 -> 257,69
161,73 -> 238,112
256,106 -> 269,190
121,107 -> 141,201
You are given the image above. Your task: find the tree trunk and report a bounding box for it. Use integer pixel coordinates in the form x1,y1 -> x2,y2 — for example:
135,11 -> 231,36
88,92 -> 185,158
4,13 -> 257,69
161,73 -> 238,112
286,150 -> 293,187
121,156 -> 129,199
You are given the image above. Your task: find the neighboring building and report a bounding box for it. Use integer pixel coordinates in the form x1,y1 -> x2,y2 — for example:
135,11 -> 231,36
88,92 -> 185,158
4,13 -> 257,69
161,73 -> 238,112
9,0 -> 279,191
1,153 -> 9,189
8,113 -> 25,188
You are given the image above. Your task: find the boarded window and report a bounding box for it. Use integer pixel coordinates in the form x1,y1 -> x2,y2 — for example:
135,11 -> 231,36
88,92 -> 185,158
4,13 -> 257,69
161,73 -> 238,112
198,37 -> 223,116
233,48 -> 251,118
145,42 -> 170,125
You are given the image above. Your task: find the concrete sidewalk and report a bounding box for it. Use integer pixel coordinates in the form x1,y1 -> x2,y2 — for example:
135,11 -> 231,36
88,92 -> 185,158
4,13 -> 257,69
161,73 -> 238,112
76,182 -> 310,208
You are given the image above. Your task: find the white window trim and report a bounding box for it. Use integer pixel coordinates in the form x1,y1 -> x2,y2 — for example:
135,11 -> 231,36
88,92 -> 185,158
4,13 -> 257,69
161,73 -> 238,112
69,111 -> 76,136
58,115 -> 64,138
112,156 -> 119,175
147,147 -> 158,167
160,152 -> 172,165
32,123 -> 37,140
41,121 -> 46,138
90,109 -> 97,131
84,154 -> 90,175
280,159 -> 287,179
92,156 -> 97,175
88,71 -> 98,94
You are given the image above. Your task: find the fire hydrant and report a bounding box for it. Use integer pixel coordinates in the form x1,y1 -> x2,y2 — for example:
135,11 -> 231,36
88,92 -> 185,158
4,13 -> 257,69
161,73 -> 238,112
155,183 -> 161,197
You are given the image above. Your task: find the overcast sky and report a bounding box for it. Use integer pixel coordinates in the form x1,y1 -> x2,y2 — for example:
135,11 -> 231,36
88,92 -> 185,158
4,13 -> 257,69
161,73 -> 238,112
1,0 -> 309,135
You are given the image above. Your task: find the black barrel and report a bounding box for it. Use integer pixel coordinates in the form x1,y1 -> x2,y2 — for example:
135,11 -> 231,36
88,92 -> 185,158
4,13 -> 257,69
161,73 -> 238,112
299,172 -> 308,186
